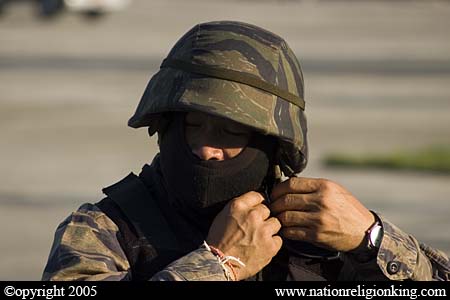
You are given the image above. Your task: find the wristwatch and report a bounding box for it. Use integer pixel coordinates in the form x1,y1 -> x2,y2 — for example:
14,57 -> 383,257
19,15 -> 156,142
349,217 -> 384,262
368,221 -> 383,250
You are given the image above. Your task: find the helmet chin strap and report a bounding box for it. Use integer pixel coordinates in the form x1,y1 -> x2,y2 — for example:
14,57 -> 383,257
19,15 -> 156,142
277,140 -> 308,177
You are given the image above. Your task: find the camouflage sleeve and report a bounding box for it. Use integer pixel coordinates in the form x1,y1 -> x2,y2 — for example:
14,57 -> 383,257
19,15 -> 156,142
42,203 -> 131,281
43,204 -> 230,281
347,213 -> 449,281
150,246 -> 229,281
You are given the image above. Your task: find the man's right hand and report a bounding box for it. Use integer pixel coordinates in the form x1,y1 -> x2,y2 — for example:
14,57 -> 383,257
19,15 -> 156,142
206,191 -> 283,281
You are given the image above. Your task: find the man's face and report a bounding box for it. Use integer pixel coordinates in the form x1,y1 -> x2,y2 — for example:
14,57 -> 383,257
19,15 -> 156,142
184,112 -> 253,161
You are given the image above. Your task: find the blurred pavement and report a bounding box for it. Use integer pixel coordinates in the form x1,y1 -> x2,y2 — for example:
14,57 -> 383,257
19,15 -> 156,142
1,0 -> 449,280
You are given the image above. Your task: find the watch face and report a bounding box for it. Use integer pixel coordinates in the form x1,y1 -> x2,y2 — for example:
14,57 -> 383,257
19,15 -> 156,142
369,224 -> 383,248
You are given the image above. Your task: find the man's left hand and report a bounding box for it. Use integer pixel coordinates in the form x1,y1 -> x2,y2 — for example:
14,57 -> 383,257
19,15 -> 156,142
270,177 -> 375,252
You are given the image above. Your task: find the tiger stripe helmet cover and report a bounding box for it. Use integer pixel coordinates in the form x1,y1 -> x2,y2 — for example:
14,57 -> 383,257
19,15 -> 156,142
129,21 -> 308,174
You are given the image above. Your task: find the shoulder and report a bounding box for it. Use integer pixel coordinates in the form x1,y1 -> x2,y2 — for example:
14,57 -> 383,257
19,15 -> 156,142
43,202 -> 131,280
50,202 -> 127,261
57,202 -> 120,235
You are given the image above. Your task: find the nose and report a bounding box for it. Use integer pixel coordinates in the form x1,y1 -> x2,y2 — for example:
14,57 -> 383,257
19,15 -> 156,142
192,145 -> 225,161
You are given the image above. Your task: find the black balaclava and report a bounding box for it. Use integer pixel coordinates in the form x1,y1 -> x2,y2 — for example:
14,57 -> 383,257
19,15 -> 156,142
158,114 -> 275,234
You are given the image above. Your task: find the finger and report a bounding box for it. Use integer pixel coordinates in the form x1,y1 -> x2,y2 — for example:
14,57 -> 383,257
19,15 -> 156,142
265,216 -> 282,234
254,204 -> 271,220
234,191 -> 265,208
271,177 -> 321,200
272,235 -> 283,252
280,226 -> 311,241
270,193 -> 318,215
276,211 -> 316,228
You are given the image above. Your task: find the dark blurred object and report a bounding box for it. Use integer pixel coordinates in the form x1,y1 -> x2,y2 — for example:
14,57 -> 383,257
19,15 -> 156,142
39,0 -> 64,17
0,0 -> 129,19
0,0 -> 64,18
64,0 -> 130,19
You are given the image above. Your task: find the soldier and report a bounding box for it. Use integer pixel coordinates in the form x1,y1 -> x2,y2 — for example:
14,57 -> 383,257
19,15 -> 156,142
42,21 -> 449,281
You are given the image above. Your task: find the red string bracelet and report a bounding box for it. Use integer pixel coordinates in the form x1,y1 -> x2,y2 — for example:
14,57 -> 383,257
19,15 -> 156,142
203,241 -> 245,281
208,245 -> 237,281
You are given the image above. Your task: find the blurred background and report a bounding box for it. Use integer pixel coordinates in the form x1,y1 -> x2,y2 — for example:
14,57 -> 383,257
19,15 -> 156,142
1,0 -> 449,280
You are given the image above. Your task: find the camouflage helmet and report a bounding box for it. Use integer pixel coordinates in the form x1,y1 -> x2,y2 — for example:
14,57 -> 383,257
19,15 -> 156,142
128,21 -> 308,175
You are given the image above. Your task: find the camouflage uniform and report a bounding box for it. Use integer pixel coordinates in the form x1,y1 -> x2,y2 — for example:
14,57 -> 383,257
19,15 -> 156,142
42,159 -> 449,281
42,21 -> 449,281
